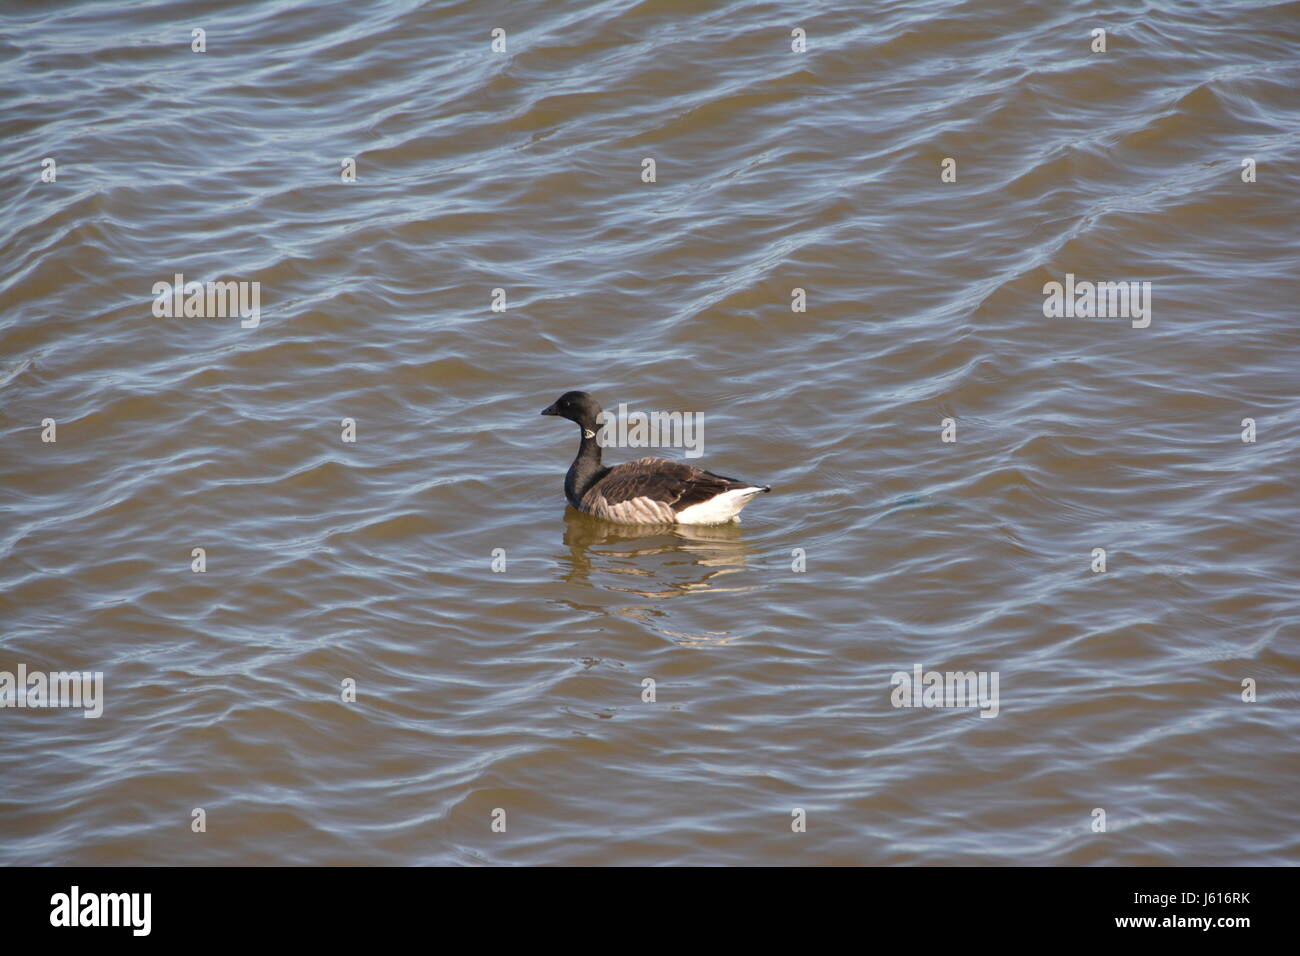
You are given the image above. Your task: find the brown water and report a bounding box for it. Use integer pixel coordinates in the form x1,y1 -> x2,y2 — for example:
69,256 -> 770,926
2,0 -> 1298,866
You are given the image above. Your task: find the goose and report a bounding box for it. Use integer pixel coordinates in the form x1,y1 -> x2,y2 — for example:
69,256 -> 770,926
540,391 -> 771,525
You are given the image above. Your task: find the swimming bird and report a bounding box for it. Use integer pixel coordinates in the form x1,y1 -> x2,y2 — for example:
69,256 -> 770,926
540,391 -> 771,525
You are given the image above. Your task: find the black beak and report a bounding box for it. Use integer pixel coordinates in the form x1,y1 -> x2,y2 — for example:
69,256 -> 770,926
541,403 -> 559,416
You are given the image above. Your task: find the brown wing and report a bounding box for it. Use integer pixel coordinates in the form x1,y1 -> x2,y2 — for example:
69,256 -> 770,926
592,457 -> 749,512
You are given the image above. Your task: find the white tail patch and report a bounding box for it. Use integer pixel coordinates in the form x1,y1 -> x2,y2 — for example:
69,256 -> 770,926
674,487 -> 766,525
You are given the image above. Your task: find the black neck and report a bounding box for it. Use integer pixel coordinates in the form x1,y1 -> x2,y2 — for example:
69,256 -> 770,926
564,425 -> 605,506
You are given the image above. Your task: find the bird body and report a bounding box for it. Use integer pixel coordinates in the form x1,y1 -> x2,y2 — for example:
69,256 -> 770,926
541,391 -> 770,526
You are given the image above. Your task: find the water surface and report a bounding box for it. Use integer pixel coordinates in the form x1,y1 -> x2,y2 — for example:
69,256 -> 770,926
1,0 -> 1298,865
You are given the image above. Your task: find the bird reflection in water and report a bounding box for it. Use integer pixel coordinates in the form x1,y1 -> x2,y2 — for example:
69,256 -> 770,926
555,509 -> 759,646
559,508 -> 755,594
546,512 -> 759,647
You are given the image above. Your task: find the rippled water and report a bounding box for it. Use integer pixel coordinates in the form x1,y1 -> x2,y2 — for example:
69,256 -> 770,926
2,0 -> 1298,865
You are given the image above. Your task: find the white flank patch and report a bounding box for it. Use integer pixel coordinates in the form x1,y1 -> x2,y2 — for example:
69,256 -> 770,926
598,495 -> 677,524
674,487 -> 765,525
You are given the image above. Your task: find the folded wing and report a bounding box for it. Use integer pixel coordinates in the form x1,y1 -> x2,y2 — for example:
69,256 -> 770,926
580,457 -> 752,523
